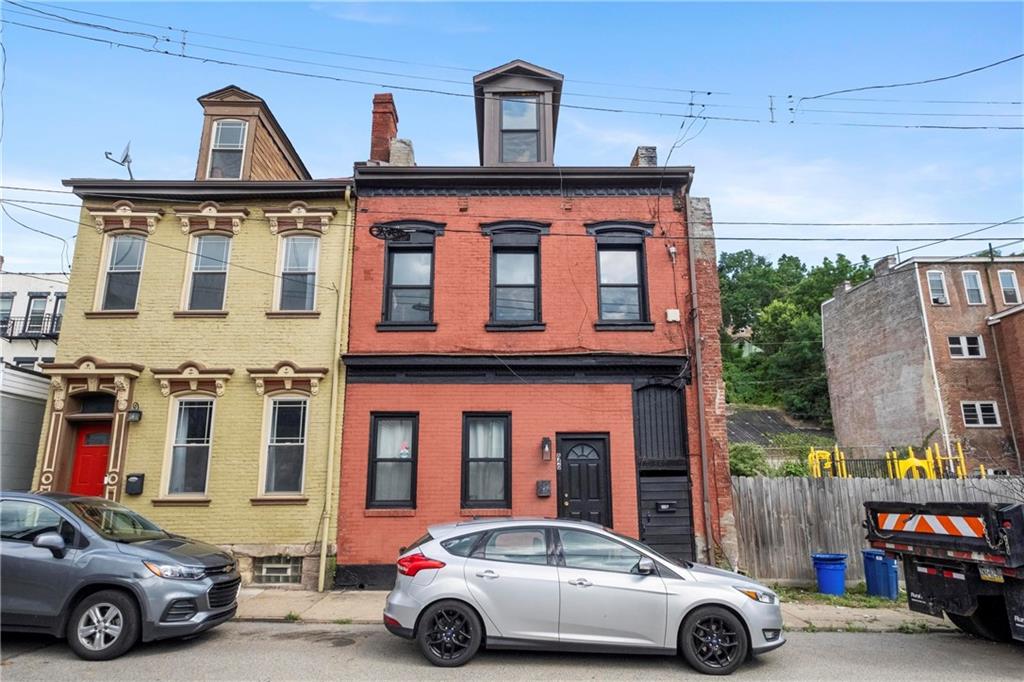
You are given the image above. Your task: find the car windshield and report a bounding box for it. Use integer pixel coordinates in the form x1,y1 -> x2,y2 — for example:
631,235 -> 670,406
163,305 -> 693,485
62,498 -> 168,542
605,528 -> 693,569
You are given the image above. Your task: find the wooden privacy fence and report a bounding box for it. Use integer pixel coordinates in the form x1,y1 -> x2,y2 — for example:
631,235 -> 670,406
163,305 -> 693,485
731,476 -> 1022,583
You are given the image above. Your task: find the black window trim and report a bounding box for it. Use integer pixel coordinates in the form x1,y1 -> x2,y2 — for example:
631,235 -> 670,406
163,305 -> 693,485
377,221 -> 444,331
366,411 -> 420,509
461,412 -> 512,509
482,222 -> 550,331
587,223 -> 654,330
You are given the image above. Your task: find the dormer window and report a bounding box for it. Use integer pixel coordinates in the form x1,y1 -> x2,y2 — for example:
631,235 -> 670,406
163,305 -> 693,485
207,120 -> 247,179
500,96 -> 540,163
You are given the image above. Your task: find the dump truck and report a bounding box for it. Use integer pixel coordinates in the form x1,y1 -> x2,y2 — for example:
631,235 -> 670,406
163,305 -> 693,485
864,500 -> 1023,642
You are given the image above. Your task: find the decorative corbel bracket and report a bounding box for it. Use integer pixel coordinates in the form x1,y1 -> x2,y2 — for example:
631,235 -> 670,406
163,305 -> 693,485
264,201 -> 337,236
246,361 -> 328,397
87,200 -> 164,235
151,361 -> 235,397
174,201 -> 250,236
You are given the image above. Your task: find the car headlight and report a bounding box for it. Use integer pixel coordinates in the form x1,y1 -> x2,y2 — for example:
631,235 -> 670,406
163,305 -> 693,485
144,561 -> 205,580
734,586 -> 777,604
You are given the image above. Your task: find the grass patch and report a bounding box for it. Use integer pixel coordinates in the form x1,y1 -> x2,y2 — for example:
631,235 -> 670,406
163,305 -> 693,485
284,611 -> 302,622
895,621 -> 931,634
772,582 -> 902,609
333,618 -> 352,625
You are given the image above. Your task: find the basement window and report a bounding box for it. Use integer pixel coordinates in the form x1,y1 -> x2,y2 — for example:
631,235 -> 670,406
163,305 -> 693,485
961,401 -> 1000,428
947,335 -> 984,358
253,555 -> 303,584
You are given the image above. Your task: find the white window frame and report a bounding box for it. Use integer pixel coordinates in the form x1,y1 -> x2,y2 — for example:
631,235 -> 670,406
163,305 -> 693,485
206,119 -> 248,180
273,235 -> 320,312
160,395 -> 216,498
96,233 -> 147,311
961,270 -> 985,306
24,295 -> 48,333
184,233 -> 232,311
258,394 -> 309,496
961,401 -> 1001,428
947,335 -> 985,359
926,270 -> 948,305
997,270 -> 1020,305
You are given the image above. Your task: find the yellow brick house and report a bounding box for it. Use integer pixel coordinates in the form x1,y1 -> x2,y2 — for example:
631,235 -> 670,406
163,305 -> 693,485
33,86 -> 353,590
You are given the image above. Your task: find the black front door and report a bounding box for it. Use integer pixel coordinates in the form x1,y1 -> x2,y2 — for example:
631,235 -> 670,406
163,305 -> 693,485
557,434 -> 611,526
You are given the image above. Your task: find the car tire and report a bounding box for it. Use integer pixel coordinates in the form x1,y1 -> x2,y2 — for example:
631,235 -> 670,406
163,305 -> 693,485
65,590 -> 140,661
679,606 -> 750,676
416,600 -> 483,667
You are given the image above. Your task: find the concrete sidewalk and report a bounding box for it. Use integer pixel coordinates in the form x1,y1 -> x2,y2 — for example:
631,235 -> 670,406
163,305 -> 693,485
236,588 -> 953,633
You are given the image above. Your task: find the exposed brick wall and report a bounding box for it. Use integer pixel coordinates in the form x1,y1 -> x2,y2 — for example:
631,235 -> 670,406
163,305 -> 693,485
337,383 -> 639,566
989,308 -> 1024,472
369,94 -> 398,163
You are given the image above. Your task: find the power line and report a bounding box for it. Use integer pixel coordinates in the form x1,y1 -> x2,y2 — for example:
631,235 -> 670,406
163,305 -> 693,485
0,270 -> 70,285
801,53 -> 1024,101
2,205 -> 73,273
6,198 -> 1022,244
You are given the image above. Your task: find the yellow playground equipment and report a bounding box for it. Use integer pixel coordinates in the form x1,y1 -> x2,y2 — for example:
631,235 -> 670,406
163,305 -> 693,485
807,445 -> 847,478
808,442 -> 975,479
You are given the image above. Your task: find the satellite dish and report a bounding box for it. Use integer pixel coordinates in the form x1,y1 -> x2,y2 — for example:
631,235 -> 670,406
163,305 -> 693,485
104,141 -> 134,180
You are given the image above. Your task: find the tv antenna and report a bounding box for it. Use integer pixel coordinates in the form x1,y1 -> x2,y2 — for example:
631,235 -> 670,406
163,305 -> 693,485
104,142 -> 134,180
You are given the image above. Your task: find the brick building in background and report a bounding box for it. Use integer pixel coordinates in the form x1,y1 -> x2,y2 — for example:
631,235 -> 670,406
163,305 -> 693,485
823,255 -> 1024,474
335,60 -> 734,588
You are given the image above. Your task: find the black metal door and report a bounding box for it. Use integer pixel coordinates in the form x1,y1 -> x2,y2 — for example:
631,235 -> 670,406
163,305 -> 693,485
557,435 -> 611,526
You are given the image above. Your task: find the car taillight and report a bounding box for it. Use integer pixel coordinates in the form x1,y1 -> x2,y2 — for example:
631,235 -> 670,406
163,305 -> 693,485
396,552 -> 446,577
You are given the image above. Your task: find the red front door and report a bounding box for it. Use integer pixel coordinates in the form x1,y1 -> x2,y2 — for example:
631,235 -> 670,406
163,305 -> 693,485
69,422 -> 112,496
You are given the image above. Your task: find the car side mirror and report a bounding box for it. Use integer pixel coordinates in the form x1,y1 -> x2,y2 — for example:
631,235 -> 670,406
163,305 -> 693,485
637,557 -> 656,575
33,532 -> 67,559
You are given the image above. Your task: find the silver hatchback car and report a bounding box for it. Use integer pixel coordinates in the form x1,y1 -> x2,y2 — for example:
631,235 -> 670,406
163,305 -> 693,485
384,518 -> 783,675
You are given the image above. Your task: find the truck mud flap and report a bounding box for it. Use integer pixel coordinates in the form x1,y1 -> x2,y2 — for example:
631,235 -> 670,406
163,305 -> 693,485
904,557 -> 976,618
1007,580 -> 1024,643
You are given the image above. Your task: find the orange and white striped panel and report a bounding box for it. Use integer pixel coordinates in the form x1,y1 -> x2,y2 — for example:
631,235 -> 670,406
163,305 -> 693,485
877,512 -> 985,538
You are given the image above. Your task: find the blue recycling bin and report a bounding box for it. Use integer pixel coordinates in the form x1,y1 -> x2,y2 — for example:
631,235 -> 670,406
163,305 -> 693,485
811,553 -> 847,595
862,549 -> 899,599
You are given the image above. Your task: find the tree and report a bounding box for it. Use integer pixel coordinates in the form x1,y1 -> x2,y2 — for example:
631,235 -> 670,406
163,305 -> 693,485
718,250 -> 804,330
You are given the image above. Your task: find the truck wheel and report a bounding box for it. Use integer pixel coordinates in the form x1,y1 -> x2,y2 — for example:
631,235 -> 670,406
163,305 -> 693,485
967,598 -> 1012,643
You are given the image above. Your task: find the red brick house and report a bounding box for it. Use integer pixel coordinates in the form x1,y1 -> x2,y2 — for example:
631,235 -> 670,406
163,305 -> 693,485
335,60 -> 734,588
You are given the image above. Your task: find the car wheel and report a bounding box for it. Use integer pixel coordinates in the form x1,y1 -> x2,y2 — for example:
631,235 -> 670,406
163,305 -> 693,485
680,606 -> 749,676
66,590 -> 140,661
416,600 -> 483,667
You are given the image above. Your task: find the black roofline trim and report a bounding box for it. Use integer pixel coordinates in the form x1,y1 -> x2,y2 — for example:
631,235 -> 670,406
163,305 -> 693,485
354,165 -> 693,191
63,179 -> 351,201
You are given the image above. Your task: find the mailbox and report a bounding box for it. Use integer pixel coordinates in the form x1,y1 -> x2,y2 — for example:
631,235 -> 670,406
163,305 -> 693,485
656,500 -> 676,513
536,480 -> 551,497
125,473 -> 145,496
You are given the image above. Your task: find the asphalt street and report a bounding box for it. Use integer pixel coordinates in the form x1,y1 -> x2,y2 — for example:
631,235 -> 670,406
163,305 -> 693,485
2,622 -> 1022,680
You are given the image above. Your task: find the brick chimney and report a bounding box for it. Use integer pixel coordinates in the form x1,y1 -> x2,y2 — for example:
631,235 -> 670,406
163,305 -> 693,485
370,93 -> 398,163
630,146 -> 657,167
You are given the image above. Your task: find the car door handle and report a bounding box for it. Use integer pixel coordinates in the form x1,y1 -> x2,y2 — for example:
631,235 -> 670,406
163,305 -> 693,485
568,578 -> 592,587
475,569 -> 499,580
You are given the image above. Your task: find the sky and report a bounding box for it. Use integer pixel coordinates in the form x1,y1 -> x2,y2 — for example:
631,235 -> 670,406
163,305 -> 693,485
1,1 -> 1022,274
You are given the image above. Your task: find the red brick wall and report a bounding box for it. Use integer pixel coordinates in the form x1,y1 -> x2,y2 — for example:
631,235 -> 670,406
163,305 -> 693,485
349,194 -> 691,355
991,309 -> 1024,472
337,383 -> 640,565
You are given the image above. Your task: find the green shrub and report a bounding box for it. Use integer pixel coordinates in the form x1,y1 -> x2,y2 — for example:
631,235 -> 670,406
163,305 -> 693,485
729,443 -> 770,477
768,432 -> 835,460
772,459 -> 810,477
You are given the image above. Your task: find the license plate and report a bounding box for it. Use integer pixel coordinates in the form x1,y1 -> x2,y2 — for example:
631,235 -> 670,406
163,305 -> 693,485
979,565 -> 1004,583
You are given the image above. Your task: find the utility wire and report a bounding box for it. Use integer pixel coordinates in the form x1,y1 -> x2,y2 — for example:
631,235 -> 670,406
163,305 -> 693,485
0,270 -> 70,285
801,53 -> 1024,102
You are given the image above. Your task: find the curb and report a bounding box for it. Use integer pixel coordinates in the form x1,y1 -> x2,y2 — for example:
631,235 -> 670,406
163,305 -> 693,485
234,617 -> 380,625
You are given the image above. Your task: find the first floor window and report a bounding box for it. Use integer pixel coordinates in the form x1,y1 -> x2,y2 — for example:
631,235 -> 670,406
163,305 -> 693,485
462,414 -> 510,507
598,246 -> 646,321
962,401 -> 1000,427
279,236 -> 319,311
103,234 -> 145,310
999,270 -> 1020,305
948,335 -> 984,358
189,235 -> 230,310
169,399 -> 214,495
265,398 -> 307,493
368,414 -> 417,507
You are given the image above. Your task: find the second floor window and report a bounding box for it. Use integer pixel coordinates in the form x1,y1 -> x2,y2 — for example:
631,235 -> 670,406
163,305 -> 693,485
598,246 -> 646,321
169,399 -> 214,495
962,271 -> 984,305
0,296 -> 11,322
102,234 -> 145,311
926,271 -> 947,305
279,236 -> 318,311
53,295 -> 65,333
385,248 -> 433,323
493,250 -> 539,322
188,235 -> 230,310
208,120 -> 246,179
25,296 -> 47,333
962,401 -> 1000,427
998,270 -> 1020,305
500,96 -> 539,163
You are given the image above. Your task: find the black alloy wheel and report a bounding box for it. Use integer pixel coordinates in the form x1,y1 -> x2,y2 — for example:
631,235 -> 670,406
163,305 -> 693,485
416,600 -> 483,667
680,606 -> 750,675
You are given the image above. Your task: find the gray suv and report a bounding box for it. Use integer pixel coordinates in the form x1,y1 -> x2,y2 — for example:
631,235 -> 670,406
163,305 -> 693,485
0,491 -> 239,660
